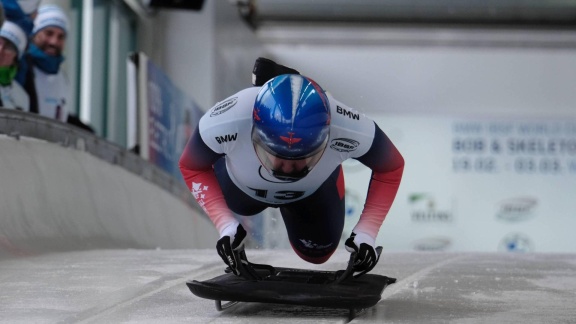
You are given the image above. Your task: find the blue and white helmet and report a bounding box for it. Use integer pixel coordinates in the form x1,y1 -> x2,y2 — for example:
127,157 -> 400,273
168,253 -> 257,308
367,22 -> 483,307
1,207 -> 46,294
252,74 -> 331,181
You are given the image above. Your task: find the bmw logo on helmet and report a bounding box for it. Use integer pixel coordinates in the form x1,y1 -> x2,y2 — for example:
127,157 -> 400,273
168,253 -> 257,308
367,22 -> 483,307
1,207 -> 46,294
252,74 -> 331,181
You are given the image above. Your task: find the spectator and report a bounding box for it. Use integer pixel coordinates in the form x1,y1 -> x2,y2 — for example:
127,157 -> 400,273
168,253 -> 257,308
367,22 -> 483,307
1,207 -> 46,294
19,4 -> 93,133
2,0 -> 41,85
21,4 -> 69,122
15,0 -> 39,18
0,21 -> 29,111
1,0 -> 40,34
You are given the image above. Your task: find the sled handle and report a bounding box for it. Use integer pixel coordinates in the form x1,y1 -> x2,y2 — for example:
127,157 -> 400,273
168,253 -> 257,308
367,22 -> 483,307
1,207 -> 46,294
233,249 -> 262,280
230,249 -> 277,280
333,252 -> 357,284
333,246 -> 383,284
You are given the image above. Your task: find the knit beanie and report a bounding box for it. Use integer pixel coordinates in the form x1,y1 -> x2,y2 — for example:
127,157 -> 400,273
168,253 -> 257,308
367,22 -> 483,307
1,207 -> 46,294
17,0 -> 41,15
32,4 -> 69,35
0,21 -> 28,58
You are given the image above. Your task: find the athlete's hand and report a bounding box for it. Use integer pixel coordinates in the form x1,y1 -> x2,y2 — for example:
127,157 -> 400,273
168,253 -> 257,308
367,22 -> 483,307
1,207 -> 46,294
216,222 -> 247,275
345,231 -> 379,273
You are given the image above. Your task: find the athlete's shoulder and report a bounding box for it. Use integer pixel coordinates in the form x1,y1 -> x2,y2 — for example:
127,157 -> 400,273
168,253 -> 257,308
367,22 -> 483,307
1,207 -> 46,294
205,87 -> 259,119
200,87 -> 258,128
199,87 -> 258,153
326,92 -> 375,134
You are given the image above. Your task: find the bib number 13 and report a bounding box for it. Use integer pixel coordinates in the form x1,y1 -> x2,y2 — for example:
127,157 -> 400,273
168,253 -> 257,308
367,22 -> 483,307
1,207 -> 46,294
248,188 -> 305,200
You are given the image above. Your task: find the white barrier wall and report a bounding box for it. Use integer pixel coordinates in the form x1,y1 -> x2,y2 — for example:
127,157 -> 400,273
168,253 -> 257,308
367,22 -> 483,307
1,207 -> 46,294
341,115 -> 576,252
0,135 -> 217,258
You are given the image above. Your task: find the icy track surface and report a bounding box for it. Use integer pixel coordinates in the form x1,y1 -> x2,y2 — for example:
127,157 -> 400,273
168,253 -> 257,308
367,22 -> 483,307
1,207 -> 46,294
1,249 -> 576,323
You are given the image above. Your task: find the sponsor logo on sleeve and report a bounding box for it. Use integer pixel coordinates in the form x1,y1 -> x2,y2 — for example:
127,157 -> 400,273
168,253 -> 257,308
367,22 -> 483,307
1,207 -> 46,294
215,133 -> 238,144
210,97 -> 238,117
330,138 -> 360,152
336,105 -> 360,120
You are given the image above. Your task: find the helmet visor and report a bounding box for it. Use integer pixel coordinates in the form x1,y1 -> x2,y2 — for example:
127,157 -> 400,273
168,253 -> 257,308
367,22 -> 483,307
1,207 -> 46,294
253,130 -> 327,181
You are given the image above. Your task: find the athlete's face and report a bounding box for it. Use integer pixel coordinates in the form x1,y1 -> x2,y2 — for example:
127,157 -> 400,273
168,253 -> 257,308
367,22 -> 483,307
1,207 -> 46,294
254,142 -> 326,181
252,124 -> 328,181
266,151 -> 309,174
33,26 -> 66,56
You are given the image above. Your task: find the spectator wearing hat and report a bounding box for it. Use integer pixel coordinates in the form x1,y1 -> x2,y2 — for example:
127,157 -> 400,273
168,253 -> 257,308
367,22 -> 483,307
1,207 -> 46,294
2,0 -> 42,86
0,20 -> 29,111
15,0 -> 40,18
21,4 -> 70,122
1,0 -> 41,34
21,4 -> 94,132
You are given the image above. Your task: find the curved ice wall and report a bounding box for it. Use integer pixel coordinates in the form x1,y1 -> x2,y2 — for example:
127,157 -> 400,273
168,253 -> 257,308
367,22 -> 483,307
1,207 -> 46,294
0,110 -> 216,259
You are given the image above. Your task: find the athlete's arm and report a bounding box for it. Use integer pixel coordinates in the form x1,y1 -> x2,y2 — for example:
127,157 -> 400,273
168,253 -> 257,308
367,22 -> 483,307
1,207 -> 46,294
353,123 -> 405,240
178,126 -> 238,234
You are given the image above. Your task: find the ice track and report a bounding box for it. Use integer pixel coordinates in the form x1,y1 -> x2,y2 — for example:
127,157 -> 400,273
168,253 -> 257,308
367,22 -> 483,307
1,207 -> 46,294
1,249 -> 576,323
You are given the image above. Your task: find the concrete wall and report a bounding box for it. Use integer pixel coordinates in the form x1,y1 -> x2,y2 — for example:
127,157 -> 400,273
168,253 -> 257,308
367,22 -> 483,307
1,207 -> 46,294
137,2 -> 266,111
0,114 -> 217,259
260,26 -> 576,117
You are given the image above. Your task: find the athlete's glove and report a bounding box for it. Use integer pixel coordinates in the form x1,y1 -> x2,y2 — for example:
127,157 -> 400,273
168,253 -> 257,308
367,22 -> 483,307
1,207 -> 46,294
216,222 -> 247,276
252,57 -> 300,86
345,231 -> 379,273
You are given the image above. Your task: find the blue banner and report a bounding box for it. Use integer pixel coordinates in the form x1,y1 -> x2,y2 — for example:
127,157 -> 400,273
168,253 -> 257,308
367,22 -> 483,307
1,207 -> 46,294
146,59 -> 202,180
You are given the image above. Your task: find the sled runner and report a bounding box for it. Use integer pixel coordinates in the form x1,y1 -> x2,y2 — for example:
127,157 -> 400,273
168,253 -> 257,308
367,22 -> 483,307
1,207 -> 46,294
186,248 -> 396,320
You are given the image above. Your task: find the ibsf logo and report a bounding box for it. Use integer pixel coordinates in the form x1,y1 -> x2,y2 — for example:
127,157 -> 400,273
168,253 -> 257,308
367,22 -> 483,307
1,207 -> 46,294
496,197 -> 537,222
498,232 -> 534,252
408,193 -> 454,223
210,97 -> 237,117
330,138 -> 359,152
